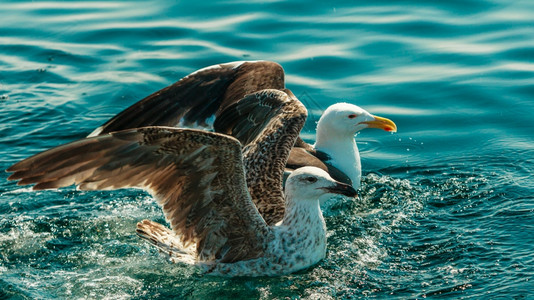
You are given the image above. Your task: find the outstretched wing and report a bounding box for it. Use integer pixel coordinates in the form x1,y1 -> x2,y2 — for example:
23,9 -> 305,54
214,88 -> 298,145
7,127 -> 271,263
215,88 -> 352,187
216,89 -> 308,225
89,61 -> 285,137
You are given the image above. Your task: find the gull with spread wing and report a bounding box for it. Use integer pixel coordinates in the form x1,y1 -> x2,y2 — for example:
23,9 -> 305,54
89,61 -> 397,190
7,92 -> 356,276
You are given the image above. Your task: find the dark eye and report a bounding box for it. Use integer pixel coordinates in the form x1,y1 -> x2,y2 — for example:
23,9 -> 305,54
348,114 -> 357,119
306,176 -> 317,183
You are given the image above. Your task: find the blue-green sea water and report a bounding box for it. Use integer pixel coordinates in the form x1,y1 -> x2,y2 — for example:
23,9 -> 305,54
1,1 -> 533,299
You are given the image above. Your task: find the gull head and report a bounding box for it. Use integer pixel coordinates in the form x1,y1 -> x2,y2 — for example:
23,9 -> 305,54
317,103 -> 397,137
285,166 -> 357,201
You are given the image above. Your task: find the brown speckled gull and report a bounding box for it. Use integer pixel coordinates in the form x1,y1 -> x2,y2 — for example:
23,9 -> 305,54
7,92 -> 357,277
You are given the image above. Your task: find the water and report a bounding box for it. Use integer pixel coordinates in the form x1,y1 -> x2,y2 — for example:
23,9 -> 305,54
1,1 -> 533,298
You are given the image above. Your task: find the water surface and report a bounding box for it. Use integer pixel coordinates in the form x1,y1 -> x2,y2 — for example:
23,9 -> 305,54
1,1 -> 533,299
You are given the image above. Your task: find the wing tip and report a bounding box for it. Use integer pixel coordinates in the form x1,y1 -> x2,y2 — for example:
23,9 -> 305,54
32,182 -> 56,190
6,172 -> 19,181
7,171 -> 46,184
5,162 -> 25,173
10,178 -> 58,191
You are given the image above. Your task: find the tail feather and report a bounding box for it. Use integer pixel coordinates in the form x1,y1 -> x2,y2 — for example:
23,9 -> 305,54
136,219 -> 196,264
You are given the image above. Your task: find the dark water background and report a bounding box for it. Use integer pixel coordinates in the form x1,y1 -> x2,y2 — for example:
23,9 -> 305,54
1,1 -> 533,299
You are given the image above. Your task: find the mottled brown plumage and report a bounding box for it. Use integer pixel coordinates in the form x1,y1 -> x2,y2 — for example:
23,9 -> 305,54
235,90 -> 307,225
89,61 -> 285,135
7,90 -> 359,276
88,61 -> 348,185
8,127 -> 272,263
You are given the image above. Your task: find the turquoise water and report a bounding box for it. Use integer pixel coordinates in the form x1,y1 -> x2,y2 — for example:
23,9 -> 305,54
1,0 -> 533,298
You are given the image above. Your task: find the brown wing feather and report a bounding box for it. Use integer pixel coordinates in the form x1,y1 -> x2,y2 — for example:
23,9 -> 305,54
7,127 -> 271,263
215,89 -> 308,225
89,61 -> 285,137
214,88 -> 295,145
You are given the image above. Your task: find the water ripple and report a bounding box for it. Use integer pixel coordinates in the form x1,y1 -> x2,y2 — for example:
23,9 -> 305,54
1,0 -> 533,298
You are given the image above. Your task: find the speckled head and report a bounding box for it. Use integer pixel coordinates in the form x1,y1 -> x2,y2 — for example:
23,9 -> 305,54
284,166 -> 357,201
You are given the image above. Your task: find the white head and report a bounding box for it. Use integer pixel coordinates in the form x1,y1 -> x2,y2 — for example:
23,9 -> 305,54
316,103 -> 397,139
284,166 -> 357,202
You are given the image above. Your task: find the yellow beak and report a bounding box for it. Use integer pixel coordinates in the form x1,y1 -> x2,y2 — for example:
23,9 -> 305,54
361,115 -> 397,132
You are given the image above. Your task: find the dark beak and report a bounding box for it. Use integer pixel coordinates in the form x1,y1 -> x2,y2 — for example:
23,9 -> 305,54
321,182 -> 358,198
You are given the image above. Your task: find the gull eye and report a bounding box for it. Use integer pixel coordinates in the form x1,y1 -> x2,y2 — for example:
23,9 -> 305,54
348,114 -> 357,119
305,176 -> 317,183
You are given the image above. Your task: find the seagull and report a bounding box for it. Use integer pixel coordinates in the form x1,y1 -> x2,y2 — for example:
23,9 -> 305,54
6,94 -> 357,276
137,166 -> 356,277
88,60 -> 397,190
